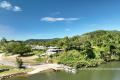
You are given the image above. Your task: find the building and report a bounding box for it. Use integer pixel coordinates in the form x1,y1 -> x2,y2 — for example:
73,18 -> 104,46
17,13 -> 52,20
31,45 -> 46,50
45,46 -> 62,55
40,46 -> 63,56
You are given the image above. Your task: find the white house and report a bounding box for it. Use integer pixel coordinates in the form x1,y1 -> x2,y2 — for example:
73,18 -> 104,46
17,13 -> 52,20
45,46 -> 62,55
31,45 -> 46,50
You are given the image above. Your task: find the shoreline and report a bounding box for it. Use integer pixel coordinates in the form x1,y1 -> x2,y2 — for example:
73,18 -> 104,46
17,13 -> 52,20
0,63 -> 73,80
0,72 -> 26,80
27,64 -> 64,75
0,63 -> 64,80
0,61 -> 120,80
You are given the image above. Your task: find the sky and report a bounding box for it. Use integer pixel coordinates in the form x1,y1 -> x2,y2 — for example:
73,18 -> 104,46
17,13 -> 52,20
0,0 -> 120,40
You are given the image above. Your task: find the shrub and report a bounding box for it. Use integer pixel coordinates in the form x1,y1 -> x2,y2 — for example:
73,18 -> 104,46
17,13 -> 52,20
16,57 -> 24,69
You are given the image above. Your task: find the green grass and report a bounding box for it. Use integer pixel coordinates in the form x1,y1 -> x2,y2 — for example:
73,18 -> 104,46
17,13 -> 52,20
0,65 -> 33,76
0,68 -> 32,76
0,65 -> 15,69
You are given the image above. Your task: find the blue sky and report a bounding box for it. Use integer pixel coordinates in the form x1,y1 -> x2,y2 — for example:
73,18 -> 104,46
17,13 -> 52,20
0,0 -> 120,40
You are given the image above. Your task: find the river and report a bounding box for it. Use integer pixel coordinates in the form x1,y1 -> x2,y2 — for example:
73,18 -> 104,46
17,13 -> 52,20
6,61 -> 120,80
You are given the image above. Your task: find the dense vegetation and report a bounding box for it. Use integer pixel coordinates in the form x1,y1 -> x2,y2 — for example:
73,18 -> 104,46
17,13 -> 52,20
1,30 -> 120,68
0,39 -> 31,56
30,30 -> 120,68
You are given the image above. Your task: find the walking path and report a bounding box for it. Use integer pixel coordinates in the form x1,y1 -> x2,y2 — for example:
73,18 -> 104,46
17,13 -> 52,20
0,53 -> 3,60
0,53 -> 16,66
28,64 -> 63,74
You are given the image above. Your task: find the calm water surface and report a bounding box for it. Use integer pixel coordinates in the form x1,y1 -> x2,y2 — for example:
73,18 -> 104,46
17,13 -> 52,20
8,62 -> 120,80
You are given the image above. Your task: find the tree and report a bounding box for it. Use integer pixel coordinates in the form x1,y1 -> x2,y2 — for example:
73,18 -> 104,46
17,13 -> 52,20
1,37 -> 7,44
62,36 -> 70,52
84,41 -> 95,59
13,43 -> 31,56
5,42 -> 31,56
86,48 -> 95,59
0,37 -> 7,52
118,52 -> 120,61
16,57 -> 23,69
109,45 -> 116,55
84,41 -> 91,49
100,51 -> 105,59
5,42 -> 16,54
115,48 -> 120,60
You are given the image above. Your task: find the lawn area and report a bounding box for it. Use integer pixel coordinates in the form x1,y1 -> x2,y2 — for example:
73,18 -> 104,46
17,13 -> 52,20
2,54 -> 39,65
0,65 -> 15,69
0,65 -> 32,76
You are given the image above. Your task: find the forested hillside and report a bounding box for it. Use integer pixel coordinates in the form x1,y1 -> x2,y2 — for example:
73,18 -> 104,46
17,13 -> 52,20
30,30 -> 120,68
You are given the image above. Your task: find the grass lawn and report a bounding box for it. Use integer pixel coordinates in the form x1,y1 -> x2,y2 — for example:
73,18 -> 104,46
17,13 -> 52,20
0,65 -> 32,76
2,54 -> 39,65
0,65 -> 15,69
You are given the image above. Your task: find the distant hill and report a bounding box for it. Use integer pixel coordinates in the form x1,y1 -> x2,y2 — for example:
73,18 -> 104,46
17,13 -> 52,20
26,39 -> 52,42
25,38 -> 61,42
25,30 -> 120,47
78,30 -> 120,42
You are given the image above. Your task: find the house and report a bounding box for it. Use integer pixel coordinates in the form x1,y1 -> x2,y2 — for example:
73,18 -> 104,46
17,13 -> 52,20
45,46 -> 62,55
31,45 -> 46,50
39,46 -> 63,57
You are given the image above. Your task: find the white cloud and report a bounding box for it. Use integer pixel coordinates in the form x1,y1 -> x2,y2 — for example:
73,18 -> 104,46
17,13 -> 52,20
0,1 -> 12,10
13,6 -> 22,11
0,1 -> 22,12
41,17 -> 79,22
41,17 -> 64,22
65,18 -> 80,21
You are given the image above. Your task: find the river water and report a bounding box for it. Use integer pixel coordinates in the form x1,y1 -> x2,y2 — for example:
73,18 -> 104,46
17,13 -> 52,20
7,62 -> 120,80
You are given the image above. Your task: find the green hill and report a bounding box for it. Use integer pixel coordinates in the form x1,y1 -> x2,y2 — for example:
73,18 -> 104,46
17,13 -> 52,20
46,30 -> 120,68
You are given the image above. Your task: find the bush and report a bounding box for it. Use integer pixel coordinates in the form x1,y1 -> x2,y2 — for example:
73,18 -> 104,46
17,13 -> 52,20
75,61 -> 88,69
16,57 -> 24,69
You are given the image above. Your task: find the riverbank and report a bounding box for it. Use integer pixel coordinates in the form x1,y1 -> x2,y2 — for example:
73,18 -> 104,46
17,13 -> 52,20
0,63 -> 74,80
0,64 -> 62,80
0,53 -> 119,80
27,64 -> 63,74
1,61 -> 120,80
6,61 -> 120,80
0,68 -> 32,80
0,72 -> 26,80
